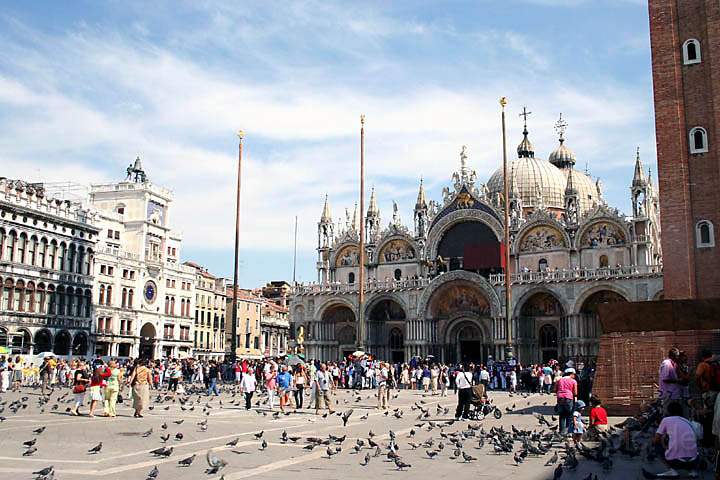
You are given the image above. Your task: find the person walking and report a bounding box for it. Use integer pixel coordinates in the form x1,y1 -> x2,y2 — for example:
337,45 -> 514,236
71,361 -> 90,416
265,365 -> 277,409
555,368 -> 578,435
454,364 -> 473,420
39,358 -> 52,396
127,359 -> 152,418
314,363 -> 334,415
88,361 -> 111,418
103,359 -> 123,417
293,365 -> 307,409
207,361 -> 221,396
277,365 -> 293,413
377,362 -> 389,410
240,368 -> 256,410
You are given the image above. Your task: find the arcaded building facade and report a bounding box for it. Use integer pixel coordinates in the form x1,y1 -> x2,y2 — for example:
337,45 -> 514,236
292,119 -> 664,365
0,179 -> 98,356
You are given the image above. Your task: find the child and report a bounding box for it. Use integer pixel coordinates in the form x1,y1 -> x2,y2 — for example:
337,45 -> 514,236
572,400 -> 586,444
589,396 -> 609,434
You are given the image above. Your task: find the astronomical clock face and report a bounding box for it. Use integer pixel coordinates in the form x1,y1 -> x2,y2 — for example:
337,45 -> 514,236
144,281 -> 157,304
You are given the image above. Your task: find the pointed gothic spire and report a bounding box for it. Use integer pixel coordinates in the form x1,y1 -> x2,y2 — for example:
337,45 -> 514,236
633,146 -> 647,186
415,178 -> 427,210
367,187 -> 379,216
565,166 -> 578,195
352,202 -> 359,231
320,194 -> 332,222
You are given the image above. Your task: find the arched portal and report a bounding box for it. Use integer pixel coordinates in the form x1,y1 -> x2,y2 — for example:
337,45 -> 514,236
437,221 -> 501,277
0,327 -> 7,349
389,327 -> 404,363
34,329 -> 53,353
367,298 -> 406,360
429,279 -> 492,363
53,330 -> 71,355
139,323 -> 157,359
518,291 -> 564,363
448,320 -> 485,364
321,304 -> 356,359
72,332 -> 88,356
12,329 -> 31,354
570,289 -> 628,362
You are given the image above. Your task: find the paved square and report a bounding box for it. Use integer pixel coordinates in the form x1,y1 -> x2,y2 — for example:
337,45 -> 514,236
0,387 -> 712,480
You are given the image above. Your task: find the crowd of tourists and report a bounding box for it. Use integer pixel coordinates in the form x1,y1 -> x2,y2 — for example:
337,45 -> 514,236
2,347 -> 718,478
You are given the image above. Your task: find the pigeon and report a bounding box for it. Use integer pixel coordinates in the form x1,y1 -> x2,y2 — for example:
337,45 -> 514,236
160,434 -> 170,442
394,458 -> 411,470
146,466 -> 159,479
206,449 -> 228,474
174,433 -> 184,440
33,427 -> 46,435
23,439 -> 37,447
462,452 -> 476,462
254,431 -> 264,440
23,446 -> 38,456
178,454 -> 196,466
545,451 -> 559,466
426,450 -> 438,459
150,446 -> 173,457
161,422 -> 168,430
341,409 -> 353,427
360,453 -> 371,466
88,442 -> 103,454
260,439 -> 268,450
173,420 -> 184,425
226,437 -> 240,447
142,428 -> 153,438
32,466 -> 54,477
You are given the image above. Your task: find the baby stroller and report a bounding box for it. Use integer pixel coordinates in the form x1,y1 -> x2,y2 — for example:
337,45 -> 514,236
468,384 -> 503,420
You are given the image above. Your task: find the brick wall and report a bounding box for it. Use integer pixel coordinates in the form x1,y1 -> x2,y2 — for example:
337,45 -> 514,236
649,0 -> 720,299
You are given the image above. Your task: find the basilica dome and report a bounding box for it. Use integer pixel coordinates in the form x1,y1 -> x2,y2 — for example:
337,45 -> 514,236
487,156 -> 568,210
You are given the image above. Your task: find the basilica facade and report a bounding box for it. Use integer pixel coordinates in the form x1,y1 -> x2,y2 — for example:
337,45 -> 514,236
291,118 -> 664,365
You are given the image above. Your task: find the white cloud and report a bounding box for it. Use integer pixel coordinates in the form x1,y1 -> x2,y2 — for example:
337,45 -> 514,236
0,3 -> 656,269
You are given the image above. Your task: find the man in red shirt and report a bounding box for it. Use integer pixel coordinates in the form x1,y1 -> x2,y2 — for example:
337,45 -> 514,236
589,396 -> 608,433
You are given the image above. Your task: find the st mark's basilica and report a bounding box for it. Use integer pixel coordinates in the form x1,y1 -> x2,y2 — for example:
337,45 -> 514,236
291,116 -> 664,365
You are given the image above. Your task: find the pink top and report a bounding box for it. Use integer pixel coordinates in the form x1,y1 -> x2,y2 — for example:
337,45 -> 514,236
264,372 -> 276,390
555,376 -> 577,400
659,358 -> 683,399
656,416 -> 698,461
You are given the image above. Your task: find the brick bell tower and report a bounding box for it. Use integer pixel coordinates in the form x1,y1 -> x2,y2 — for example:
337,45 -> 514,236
649,0 -> 720,299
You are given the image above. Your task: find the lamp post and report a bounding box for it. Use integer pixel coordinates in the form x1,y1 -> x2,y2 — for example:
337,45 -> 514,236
500,98 -> 514,361
230,130 -> 244,362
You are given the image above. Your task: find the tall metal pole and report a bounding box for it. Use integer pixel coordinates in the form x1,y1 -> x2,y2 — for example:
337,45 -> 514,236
292,215 -> 298,286
357,114 -> 366,351
230,130 -> 244,362
500,98 -> 514,361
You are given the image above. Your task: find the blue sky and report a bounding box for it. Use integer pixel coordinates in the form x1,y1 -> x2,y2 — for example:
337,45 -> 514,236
0,0 -> 655,287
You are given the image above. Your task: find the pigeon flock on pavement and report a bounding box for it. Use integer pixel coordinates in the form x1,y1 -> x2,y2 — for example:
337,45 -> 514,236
0,384 -> 708,480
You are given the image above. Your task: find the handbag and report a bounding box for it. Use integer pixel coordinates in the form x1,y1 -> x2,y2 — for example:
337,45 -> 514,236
73,384 -> 86,394
117,392 -> 124,404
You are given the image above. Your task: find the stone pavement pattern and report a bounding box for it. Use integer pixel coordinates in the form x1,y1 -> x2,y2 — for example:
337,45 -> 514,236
0,386 -> 712,480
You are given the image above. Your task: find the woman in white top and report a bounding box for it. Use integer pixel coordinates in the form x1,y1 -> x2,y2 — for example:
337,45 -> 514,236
293,365 -> 307,409
240,369 -> 257,410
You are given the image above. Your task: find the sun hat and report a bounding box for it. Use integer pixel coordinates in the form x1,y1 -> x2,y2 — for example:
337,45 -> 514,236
564,367 -> 576,374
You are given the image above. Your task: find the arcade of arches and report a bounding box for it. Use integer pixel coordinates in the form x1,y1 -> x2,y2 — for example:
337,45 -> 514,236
304,285 -> 627,365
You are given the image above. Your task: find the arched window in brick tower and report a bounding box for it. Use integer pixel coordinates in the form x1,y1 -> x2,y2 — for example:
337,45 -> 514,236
682,38 -> 701,65
689,127 -> 708,154
696,220 -> 715,248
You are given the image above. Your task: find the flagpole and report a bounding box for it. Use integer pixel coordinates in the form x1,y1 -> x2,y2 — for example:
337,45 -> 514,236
230,130 -> 244,362
500,98 -> 514,361
358,114 -> 366,352
292,215 -> 298,286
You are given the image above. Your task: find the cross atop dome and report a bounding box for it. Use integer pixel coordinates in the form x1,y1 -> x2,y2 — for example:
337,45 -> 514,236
517,106 -> 535,158
555,113 -> 568,143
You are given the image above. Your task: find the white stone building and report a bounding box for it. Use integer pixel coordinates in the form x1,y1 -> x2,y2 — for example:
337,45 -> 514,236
292,117 -> 663,365
89,159 -> 195,359
0,179 -> 98,356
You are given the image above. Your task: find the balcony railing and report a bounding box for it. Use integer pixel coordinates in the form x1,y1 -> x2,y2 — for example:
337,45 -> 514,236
489,265 -> 662,285
295,277 -> 430,295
